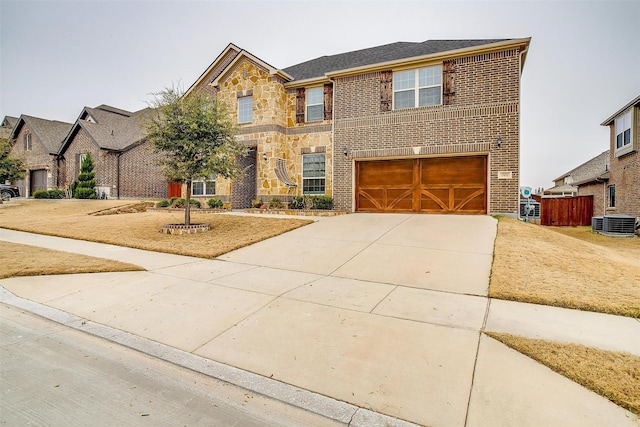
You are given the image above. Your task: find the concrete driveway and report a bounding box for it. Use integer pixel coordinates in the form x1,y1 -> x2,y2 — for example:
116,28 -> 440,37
1,213 -> 637,427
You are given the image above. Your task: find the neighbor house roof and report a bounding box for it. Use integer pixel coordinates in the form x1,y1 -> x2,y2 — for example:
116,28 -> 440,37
0,116 -> 19,140
601,94 -> 640,126
9,115 -> 73,154
283,39 -> 519,81
552,150 -> 610,186
59,105 -> 153,155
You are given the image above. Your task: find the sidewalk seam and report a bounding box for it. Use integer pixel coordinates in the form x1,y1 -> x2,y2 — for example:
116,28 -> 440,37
1,285 -> 422,427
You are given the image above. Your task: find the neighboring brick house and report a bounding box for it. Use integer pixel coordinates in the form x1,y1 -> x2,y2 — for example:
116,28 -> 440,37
57,105 -> 167,199
8,115 -> 73,196
601,95 -> 640,219
545,151 -> 610,214
185,38 -> 531,214
1,116 -> 19,142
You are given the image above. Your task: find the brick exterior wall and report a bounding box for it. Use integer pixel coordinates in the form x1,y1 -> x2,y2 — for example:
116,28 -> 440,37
10,125 -> 57,196
578,182 -> 607,216
119,141 -> 168,199
606,106 -> 640,218
61,128 -> 167,199
333,49 -> 523,214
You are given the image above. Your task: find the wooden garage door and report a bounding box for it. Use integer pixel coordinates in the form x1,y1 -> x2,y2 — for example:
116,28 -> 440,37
355,156 -> 487,214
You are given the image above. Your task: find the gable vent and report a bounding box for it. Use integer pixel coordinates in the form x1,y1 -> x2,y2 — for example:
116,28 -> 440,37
600,214 -> 636,236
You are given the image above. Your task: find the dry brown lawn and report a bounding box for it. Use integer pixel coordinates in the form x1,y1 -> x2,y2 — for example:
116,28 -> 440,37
487,332 -> 640,415
0,240 -> 144,279
490,216 -> 640,317
0,200 -> 313,258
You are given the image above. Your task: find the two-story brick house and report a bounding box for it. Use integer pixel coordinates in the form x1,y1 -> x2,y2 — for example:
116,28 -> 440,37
186,38 -> 530,214
57,105 -> 167,199
601,95 -> 640,219
9,115 -> 73,196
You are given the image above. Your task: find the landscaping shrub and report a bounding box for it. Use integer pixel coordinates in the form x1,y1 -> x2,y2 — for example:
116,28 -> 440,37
312,196 -> 334,210
74,153 -> 97,199
47,188 -> 66,199
33,190 -> 50,199
168,197 -> 180,205
170,198 -> 201,208
156,199 -> 170,208
269,197 -> 284,209
251,199 -> 263,208
289,196 -> 305,210
207,198 -> 223,209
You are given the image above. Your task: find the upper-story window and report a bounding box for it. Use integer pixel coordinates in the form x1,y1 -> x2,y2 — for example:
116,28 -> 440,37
615,109 -> 632,155
238,96 -> 253,124
393,65 -> 442,110
306,87 -> 324,122
23,133 -> 32,151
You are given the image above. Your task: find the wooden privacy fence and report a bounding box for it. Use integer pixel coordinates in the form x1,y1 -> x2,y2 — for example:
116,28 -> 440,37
540,196 -> 594,226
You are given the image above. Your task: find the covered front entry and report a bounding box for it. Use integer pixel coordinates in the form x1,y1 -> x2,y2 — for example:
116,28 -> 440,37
355,156 -> 487,214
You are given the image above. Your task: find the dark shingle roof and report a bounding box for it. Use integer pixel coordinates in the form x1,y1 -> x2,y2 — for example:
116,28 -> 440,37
552,150 -> 610,185
0,116 -> 19,140
71,105 -> 152,152
17,115 -> 73,154
282,39 -> 508,81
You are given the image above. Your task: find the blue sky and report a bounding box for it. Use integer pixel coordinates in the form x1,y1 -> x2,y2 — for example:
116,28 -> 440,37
1,0 -> 638,190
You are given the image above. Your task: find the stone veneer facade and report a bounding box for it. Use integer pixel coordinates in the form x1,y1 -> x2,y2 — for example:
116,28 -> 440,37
188,41 -> 527,214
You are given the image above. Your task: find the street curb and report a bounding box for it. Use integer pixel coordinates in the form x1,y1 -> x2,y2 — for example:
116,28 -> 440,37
0,286 -> 420,427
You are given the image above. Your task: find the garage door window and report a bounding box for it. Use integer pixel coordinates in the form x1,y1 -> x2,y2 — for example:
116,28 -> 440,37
302,154 -> 325,194
393,65 -> 442,110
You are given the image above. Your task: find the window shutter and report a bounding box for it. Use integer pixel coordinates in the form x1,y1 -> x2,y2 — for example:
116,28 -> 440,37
323,83 -> 333,120
442,60 -> 456,105
380,70 -> 393,112
296,88 -> 305,124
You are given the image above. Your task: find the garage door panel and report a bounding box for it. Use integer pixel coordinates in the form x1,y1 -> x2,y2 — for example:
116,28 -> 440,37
356,156 -> 487,214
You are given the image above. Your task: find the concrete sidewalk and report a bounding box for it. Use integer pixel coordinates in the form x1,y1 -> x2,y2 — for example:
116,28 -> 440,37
1,216 -> 638,427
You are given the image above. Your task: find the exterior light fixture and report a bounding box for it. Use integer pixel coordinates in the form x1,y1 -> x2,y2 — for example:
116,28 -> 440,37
497,137 -> 502,148
262,153 -> 267,161
343,146 -> 348,157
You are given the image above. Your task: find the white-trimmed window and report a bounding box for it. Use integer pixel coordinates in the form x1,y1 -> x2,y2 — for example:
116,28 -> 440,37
302,154 -> 325,195
238,96 -> 253,124
306,87 -> 324,122
615,109 -> 633,156
23,133 -> 32,151
393,65 -> 442,110
192,178 -> 215,196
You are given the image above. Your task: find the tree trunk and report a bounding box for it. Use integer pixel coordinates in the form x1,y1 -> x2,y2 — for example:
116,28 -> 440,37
185,180 -> 192,226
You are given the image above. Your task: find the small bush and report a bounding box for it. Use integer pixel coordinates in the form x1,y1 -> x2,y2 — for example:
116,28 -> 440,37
156,199 -> 170,208
170,198 -> 201,208
269,197 -> 284,209
33,190 -> 50,199
312,196 -> 334,210
207,198 -> 223,209
48,188 -> 65,199
289,196 -> 305,210
168,197 -> 180,205
251,199 -> 263,208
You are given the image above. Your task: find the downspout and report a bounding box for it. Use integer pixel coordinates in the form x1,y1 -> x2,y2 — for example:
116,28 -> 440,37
116,152 -> 121,199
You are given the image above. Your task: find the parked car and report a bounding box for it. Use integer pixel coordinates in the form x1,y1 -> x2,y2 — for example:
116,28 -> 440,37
0,184 -> 20,200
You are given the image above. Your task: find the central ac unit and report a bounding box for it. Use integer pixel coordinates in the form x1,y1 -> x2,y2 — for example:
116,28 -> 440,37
591,216 -> 604,232
601,214 -> 636,236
